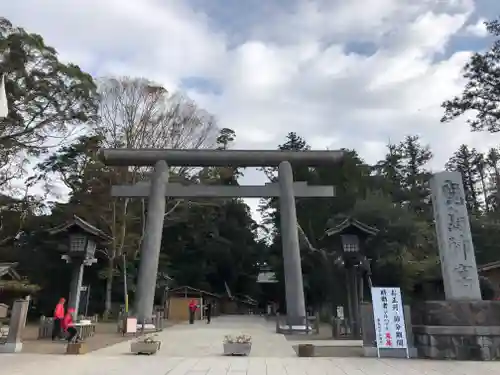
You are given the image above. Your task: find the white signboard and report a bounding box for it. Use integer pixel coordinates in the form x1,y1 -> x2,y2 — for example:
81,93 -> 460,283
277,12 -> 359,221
371,287 -> 409,356
336,306 -> 344,320
125,317 -> 137,333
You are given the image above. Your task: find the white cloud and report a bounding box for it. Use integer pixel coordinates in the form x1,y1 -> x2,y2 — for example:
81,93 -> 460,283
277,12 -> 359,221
2,0 -> 499,222
464,18 -> 489,37
3,0 -> 227,87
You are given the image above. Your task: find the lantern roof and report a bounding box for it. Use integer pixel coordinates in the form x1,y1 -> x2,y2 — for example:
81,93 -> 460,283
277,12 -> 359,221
48,215 -> 111,241
324,217 -> 379,238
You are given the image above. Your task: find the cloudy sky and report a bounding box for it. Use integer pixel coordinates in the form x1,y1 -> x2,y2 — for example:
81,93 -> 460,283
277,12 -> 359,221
2,0 -> 500,220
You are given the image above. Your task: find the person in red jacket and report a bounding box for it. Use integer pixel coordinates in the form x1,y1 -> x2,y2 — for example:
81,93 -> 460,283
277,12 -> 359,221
52,298 -> 65,341
188,299 -> 197,324
62,308 -> 78,343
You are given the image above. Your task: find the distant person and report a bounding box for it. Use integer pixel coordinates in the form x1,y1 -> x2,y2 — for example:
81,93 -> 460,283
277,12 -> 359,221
188,299 -> 197,324
52,297 -> 65,341
62,308 -> 78,343
205,302 -> 212,324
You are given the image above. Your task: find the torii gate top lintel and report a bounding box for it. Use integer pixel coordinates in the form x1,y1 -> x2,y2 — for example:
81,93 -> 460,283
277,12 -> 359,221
99,148 -> 344,167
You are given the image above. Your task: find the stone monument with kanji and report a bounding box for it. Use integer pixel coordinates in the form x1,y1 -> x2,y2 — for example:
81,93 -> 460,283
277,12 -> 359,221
412,171 -> 500,360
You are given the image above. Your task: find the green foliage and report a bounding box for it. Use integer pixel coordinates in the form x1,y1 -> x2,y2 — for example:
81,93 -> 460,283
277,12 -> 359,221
0,17 -> 97,188
261,129 -> 500,311
441,18 -> 500,132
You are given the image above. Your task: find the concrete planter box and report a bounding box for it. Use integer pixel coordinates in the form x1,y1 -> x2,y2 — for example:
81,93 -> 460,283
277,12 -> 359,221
223,342 -> 252,356
297,344 -> 314,357
130,341 -> 161,355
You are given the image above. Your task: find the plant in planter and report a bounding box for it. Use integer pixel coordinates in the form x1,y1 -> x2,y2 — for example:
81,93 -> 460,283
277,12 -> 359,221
223,334 -> 252,356
130,334 -> 162,355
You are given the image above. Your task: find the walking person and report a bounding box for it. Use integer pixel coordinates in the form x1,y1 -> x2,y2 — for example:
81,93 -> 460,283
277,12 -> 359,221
188,299 -> 197,324
52,297 -> 65,341
205,302 -> 212,324
62,308 -> 78,343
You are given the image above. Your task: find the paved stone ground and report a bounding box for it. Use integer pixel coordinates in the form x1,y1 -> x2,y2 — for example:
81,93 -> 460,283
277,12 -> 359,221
3,353 -> 500,374
91,315 -> 296,357
1,316 -> 500,374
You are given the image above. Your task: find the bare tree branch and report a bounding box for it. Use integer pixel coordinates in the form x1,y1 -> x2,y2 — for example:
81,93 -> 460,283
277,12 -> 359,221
92,76 -> 219,314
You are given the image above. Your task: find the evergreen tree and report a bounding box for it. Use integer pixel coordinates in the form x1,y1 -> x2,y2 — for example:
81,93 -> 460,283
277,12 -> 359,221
446,145 -> 481,213
441,18 -> 500,132
399,135 -> 433,216
486,148 -> 500,212
372,143 -> 405,202
474,152 -> 490,212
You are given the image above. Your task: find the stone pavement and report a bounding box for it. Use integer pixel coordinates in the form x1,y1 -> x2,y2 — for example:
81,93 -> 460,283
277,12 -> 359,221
90,315 -> 296,357
1,316 -> 500,374
3,352 -> 500,374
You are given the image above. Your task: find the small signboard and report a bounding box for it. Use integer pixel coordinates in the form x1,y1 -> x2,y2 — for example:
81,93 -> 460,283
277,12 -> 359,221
336,306 -> 344,320
125,317 -> 137,334
371,287 -> 409,358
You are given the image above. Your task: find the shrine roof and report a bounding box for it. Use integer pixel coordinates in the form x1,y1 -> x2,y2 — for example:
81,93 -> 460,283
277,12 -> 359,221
324,217 -> 379,237
0,262 -> 21,280
48,215 -> 111,241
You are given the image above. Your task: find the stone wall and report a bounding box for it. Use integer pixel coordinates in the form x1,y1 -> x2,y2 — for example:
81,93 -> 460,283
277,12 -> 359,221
412,301 -> 500,360
414,326 -> 500,360
411,301 -> 500,326
360,300 -> 500,360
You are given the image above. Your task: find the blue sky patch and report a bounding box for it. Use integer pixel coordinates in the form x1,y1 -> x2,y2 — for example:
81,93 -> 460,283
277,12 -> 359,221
344,41 -> 378,57
181,76 -> 222,95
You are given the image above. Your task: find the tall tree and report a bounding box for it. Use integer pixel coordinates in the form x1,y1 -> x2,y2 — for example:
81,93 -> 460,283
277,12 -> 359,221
0,17 -> 97,190
441,18 -> 500,132
259,132 -> 312,231
213,128 -> 240,185
446,144 -> 481,213
474,152 -> 490,212
35,77 -> 220,316
95,77 -> 219,315
216,128 -> 236,150
375,136 -> 433,215
486,148 -> 500,212
96,77 -> 217,150
372,143 -> 405,202
399,135 -> 433,216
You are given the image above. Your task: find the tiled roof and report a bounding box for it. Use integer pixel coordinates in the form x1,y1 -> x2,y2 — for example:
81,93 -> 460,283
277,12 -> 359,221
324,217 -> 379,237
48,215 -> 111,241
0,262 -> 21,280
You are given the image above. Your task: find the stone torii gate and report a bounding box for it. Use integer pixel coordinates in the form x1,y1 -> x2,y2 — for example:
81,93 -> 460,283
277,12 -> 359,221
99,149 -> 344,324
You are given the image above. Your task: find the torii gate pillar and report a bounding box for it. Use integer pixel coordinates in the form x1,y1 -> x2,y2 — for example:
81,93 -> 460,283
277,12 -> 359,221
278,161 -> 306,323
133,160 -> 169,322
101,149 -> 343,324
